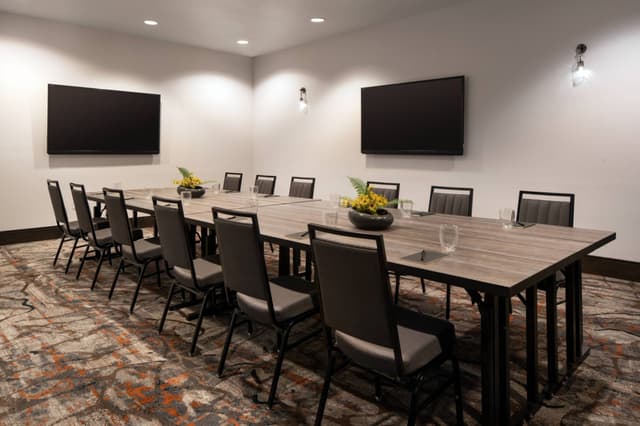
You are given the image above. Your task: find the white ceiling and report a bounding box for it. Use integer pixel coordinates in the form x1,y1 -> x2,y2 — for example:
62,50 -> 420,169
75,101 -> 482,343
0,0 -> 460,57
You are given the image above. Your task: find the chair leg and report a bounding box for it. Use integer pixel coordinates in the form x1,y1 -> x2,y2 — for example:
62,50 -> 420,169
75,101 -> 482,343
267,324 -> 293,408
155,259 -> 162,288
129,261 -> 149,314
76,245 -> 90,280
445,285 -> 452,320
314,352 -> 336,426
394,273 -> 401,304
293,248 -> 301,275
90,249 -> 106,290
247,320 -> 253,336
108,258 -> 124,300
407,377 -> 423,426
107,246 -> 113,266
218,309 -> 239,377
452,357 -> 464,426
420,277 -> 426,294
189,291 -> 212,356
64,237 -> 79,274
53,235 -> 65,266
374,375 -> 382,401
158,282 -> 176,334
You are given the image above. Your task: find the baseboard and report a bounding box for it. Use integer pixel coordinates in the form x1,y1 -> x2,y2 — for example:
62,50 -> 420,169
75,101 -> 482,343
583,255 -> 639,282
0,216 -> 155,246
0,225 -> 62,245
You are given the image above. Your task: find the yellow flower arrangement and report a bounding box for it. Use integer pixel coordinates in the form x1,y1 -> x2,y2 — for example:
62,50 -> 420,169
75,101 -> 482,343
345,177 -> 390,215
173,167 -> 204,189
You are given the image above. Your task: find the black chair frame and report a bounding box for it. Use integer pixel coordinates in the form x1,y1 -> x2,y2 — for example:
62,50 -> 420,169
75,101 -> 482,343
103,188 -> 163,313
70,182 -> 114,290
308,224 -> 463,426
47,179 -> 89,274
428,186 -> 474,217
254,174 -> 277,195
213,207 -> 320,408
223,172 -> 243,192
153,196 -> 225,356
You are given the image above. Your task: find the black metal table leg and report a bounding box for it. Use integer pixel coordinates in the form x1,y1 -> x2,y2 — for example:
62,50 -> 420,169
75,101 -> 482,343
545,278 -> 559,393
93,202 -> 102,219
526,284 -> 539,407
565,260 -> 588,375
278,246 -> 290,276
133,211 -> 139,227
201,227 -> 209,256
479,294 -> 511,425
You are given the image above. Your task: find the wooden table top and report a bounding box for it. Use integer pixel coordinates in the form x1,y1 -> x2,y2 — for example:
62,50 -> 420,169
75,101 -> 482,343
87,190 -> 615,297
189,200 -> 615,296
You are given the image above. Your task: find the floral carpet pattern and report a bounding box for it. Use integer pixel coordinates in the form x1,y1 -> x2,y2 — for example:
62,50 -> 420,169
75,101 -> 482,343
0,237 -> 638,425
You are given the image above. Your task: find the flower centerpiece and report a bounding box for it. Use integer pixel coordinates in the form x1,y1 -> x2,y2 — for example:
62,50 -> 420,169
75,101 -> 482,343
173,167 -> 207,198
344,177 -> 394,230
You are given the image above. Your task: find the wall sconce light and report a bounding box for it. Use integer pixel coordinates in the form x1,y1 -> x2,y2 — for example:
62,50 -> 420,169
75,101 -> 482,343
298,87 -> 308,113
572,43 -> 590,86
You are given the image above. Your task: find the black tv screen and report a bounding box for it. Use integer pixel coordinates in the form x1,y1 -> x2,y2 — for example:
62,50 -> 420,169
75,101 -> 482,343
361,76 -> 464,155
47,84 -> 160,154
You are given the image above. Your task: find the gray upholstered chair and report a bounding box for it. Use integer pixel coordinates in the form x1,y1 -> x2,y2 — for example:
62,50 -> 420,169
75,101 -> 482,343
254,174 -> 277,195
367,181 -> 400,207
288,176 -> 316,199
223,172 -> 243,192
428,186 -> 474,217
70,182 -> 117,290
213,207 -> 319,408
516,190 -> 575,387
153,196 -> 225,356
309,224 -> 463,426
288,176 -> 316,277
398,185 -> 474,317
103,188 -> 163,313
47,179 -> 107,274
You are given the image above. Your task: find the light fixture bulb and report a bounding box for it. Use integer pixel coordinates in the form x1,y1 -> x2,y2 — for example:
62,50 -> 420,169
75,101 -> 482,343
144,20 -> 158,26
310,17 -> 326,23
298,87 -> 308,113
237,40 -> 249,45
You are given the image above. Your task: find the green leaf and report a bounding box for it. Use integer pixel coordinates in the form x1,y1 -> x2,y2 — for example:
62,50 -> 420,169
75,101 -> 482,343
348,176 -> 367,196
178,167 -> 192,178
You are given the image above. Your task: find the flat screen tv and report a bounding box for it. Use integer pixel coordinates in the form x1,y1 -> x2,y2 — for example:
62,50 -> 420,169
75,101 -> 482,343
361,76 -> 465,155
47,84 -> 160,154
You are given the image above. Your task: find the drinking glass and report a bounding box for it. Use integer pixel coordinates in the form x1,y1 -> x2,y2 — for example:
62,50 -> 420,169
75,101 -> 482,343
329,193 -> 341,209
210,182 -> 221,194
249,185 -> 259,207
323,210 -> 338,226
181,190 -> 192,206
144,189 -> 153,200
439,224 -> 459,253
499,208 -> 514,229
399,199 -> 414,218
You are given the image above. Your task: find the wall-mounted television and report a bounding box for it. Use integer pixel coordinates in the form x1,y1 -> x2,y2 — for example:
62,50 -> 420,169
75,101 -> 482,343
361,76 -> 465,155
47,84 -> 160,155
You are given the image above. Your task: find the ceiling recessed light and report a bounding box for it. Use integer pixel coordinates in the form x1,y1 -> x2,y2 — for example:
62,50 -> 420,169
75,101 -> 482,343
237,40 -> 249,45
144,20 -> 158,26
310,17 -> 326,23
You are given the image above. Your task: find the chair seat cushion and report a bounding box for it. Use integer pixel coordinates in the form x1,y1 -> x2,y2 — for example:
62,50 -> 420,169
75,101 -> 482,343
88,228 -> 113,247
335,306 -> 454,376
236,276 -> 317,324
174,258 -> 223,288
122,238 -> 162,261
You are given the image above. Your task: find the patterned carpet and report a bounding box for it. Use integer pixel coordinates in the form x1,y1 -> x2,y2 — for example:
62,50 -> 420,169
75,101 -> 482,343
0,236 -> 638,425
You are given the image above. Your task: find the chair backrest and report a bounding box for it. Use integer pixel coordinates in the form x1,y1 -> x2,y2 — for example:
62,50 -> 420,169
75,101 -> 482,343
288,176 -> 316,199
213,207 -> 274,319
103,188 -> 137,258
309,224 -> 402,374
69,182 -> 98,242
223,172 -> 243,192
517,190 -> 575,227
47,179 -> 71,231
152,196 -> 194,271
366,181 -> 400,207
428,186 -> 474,216
254,174 -> 276,195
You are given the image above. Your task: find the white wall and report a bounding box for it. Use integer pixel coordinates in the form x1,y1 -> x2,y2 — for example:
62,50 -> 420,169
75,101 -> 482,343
253,0 -> 640,261
0,13 -> 253,231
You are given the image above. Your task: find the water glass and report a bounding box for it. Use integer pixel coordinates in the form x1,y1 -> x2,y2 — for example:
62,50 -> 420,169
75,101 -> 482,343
249,185 -> 259,207
329,193 -> 341,209
144,189 -> 153,200
181,190 -> 192,206
499,208 -> 514,229
323,210 -> 338,226
439,224 -> 459,253
210,182 -> 220,194
399,199 -> 413,218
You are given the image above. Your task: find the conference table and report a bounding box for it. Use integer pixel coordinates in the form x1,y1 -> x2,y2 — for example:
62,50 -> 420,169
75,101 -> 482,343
88,188 -> 615,425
